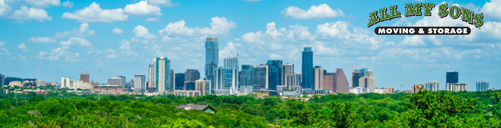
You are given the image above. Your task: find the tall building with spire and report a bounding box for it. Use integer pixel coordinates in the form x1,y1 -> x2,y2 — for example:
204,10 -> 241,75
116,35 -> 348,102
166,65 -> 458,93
205,37 -> 218,91
302,47 -> 313,90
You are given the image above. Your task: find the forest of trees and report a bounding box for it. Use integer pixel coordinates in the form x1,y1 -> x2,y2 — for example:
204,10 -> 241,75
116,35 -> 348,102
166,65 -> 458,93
1,87 -> 501,127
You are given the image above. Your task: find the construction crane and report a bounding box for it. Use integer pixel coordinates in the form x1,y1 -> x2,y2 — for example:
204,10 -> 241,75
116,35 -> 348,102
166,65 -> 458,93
393,84 -> 404,90
348,65 -> 362,87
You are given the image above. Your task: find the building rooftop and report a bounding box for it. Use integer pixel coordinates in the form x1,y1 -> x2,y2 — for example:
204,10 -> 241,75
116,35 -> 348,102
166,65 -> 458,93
174,105 -> 215,111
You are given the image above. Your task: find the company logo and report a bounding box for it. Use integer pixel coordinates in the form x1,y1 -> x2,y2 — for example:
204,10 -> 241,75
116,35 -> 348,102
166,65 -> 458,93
367,3 -> 483,35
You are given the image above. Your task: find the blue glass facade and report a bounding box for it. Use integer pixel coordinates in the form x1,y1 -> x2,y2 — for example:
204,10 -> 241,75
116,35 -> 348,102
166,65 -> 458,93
446,71 -> 459,84
302,47 -> 313,90
205,37 -> 218,91
266,60 -> 282,90
175,73 -> 185,90
239,65 -> 254,87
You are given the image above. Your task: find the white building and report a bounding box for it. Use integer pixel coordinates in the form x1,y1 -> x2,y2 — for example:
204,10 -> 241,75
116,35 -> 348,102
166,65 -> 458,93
350,87 -> 368,94
74,81 -> 93,89
374,87 -> 387,94
61,77 -> 75,88
134,74 -> 146,92
426,81 -> 439,91
359,70 -> 375,93
150,57 -> 170,92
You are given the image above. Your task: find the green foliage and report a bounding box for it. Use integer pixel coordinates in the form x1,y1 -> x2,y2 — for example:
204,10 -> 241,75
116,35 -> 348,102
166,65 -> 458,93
0,90 -> 501,127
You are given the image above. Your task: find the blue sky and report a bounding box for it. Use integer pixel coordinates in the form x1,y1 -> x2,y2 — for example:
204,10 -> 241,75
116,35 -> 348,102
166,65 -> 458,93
0,0 -> 500,91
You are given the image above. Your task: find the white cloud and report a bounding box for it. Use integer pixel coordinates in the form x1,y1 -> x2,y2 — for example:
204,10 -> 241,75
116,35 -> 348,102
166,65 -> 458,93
120,39 -> 137,56
37,46 -> 80,61
61,2 -> 128,23
146,17 -> 160,22
54,31 -> 70,38
28,37 -> 56,43
312,41 -> 346,56
60,37 -> 93,48
282,4 -> 344,19
0,0 -> 13,17
315,21 -> 383,50
401,35 -> 426,46
24,0 -> 60,8
481,0 -> 501,21
112,28 -> 124,35
0,41 -> 10,55
54,23 -> 96,38
7,6 -> 52,23
17,43 -> 29,52
147,0 -> 174,7
219,41 -> 241,58
158,17 -> 237,36
62,0 -> 73,8
103,49 -> 117,59
133,25 -> 156,39
124,1 -> 161,17
269,53 -> 283,59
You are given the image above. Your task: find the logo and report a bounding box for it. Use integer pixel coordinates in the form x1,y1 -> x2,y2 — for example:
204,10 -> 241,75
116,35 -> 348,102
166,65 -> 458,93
367,3 -> 483,35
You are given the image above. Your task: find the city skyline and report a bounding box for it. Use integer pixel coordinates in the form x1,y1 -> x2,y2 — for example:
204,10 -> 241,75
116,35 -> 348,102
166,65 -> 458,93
0,0 -> 500,91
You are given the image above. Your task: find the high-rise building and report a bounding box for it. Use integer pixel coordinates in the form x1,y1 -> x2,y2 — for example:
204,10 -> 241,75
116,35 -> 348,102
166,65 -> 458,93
240,65 -> 254,93
169,69 -> 175,91
184,81 -> 196,90
205,37 -> 218,91
323,72 -> 335,92
214,67 -> 238,95
314,66 -> 324,90
175,73 -> 185,90
108,76 -> 125,87
387,87 -> 395,93
282,64 -> 294,86
116,76 -> 126,90
254,64 -> 269,90
0,73 -> 5,86
185,69 -> 200,82
151,57 -> 170,92
204,80 -> 211,95
426,81 -> 439,91
80,71 -> 90,83
412,84 -> 424,93
286,73 -> 301,89
134,74 -> 146,92
476,81 -> 489,91
352,70 -> 362,88
359,69 -> 375,92
224,55 -> 239,91
334,68 -> 349,94
148,64 -> 155,91
195,80 -> 206,96
61,77 -> 74,88
359,68 -> 369,77
302,47 -> 314,90
446,83 -> 467,92
266,60 -> 282,90
446,71 -> 459,84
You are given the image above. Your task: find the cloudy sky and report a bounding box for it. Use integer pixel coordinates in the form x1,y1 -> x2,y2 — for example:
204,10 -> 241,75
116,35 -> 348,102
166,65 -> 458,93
0,0 -> 500,91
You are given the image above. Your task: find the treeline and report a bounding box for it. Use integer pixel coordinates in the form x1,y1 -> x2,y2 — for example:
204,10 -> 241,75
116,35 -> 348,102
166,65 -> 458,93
1,89 -> 501,127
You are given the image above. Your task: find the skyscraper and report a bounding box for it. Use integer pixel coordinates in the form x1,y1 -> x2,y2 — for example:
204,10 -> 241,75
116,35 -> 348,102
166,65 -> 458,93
426,81 -> 439,91
169,69 -> 175,91
185,69 -> 200,82
0,73 -> 5,86
195,80 -> 206,96
352,70 -> 362,88
359,69 -> 375,92
205,37 -> 218,91
175,73 -> 185,90
239,65 -> 254,93
224,55 -> 239,91
117,76 -> 126,90
214,67 -> 237,95
254,64 -> 269,90
282,64 -> 294,86
266,60 -> 282,90
302,47 -> 313,90
323,72 -> 335,92
334,68 -> 349,94
286,73 -> 301,89
108,76 -> 124,87
446,71 -> 459,84
151,57 -> 170,92
134,74 -> 146,92
80,71 -> 90,83
476,81 -> 489,91
314,66 -> 324,90
148,64 -> 155,91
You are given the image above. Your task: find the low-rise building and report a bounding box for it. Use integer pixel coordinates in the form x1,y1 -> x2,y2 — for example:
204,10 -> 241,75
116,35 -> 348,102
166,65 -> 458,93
174,105 -> 216,113
93,84 -> 123,94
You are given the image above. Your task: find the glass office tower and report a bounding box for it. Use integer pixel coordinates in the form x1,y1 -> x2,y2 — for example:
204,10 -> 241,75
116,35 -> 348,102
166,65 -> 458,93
302,47 -> 313,90
266,60 -> 282,90
446,71 -> 459,84
205,37 -> 218,91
